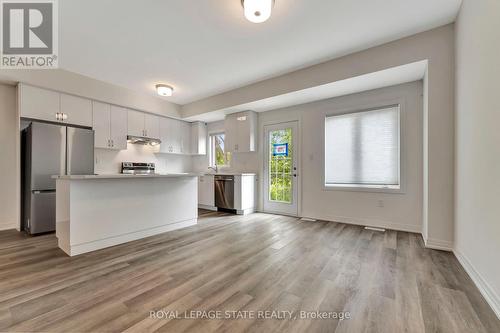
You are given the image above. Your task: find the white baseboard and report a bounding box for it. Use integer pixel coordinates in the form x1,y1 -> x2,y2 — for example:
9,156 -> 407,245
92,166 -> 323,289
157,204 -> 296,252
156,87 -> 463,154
424,237 -> 453,252
454,250 -> 500,320
236,207 -> 256,215
59,218 -> 197,257
300,214 -> 422,234
0,222 -> 17,231
198,204 -> 217,211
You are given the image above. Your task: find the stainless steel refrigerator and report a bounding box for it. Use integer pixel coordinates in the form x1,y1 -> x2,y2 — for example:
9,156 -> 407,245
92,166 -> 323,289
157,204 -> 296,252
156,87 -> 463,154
22,122 -> 94,235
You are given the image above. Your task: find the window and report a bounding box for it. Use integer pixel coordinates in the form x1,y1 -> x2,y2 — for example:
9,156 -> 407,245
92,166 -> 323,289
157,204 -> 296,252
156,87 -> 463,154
325,105 -> 400,189
209,133 -> 231,167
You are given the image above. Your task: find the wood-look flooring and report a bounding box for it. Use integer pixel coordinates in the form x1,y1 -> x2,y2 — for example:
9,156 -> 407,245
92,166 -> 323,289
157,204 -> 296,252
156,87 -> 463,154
0,211 -> 498,333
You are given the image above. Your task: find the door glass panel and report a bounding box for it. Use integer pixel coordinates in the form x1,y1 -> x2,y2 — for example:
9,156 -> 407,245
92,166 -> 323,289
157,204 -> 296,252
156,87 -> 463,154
269,128 -> 293,203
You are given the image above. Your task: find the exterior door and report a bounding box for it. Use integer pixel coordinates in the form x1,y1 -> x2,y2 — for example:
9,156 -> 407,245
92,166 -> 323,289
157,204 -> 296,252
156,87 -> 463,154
263,121 -> 299,216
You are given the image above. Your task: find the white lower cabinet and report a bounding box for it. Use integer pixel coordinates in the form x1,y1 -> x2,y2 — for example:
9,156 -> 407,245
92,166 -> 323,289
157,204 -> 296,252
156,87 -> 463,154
198,175 -> 215,209
234,175 -> 256,215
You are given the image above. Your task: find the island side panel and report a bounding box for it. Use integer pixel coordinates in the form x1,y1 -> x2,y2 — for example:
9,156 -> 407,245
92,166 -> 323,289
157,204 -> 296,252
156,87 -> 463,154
67,176 -> 198,256
55,179 -> 71,255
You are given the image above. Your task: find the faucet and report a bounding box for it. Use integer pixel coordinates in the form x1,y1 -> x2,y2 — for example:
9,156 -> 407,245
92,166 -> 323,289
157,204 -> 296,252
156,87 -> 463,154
208,165 -> 218,173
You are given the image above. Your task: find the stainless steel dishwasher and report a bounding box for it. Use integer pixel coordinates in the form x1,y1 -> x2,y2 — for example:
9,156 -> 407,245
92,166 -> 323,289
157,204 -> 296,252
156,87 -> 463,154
214,175 -> 234,209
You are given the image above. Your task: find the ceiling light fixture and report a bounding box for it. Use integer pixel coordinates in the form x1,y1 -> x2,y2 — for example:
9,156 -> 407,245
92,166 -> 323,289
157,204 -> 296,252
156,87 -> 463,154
156,84 -> 174,97
242,0 -> 274,23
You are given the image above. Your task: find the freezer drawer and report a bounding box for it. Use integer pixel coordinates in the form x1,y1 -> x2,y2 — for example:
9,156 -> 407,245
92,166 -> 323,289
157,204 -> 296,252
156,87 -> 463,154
27,191 -> 56,234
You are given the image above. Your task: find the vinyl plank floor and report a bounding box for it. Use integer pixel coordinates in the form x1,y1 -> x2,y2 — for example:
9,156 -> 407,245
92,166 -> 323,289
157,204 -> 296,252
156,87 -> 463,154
0,212 -> 498,333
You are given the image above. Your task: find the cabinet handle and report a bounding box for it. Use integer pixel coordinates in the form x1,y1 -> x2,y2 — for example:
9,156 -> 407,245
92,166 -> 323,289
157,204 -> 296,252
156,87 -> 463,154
111,139 -> 114,147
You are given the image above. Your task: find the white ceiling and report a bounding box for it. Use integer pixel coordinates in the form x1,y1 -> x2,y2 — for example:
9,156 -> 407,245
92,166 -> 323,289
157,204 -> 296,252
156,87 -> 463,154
59,0 -> 461,105
184,60 -> 428,122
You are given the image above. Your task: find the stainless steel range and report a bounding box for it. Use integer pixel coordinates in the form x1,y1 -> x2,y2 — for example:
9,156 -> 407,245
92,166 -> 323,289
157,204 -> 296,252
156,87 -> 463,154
121,162 -> 156,175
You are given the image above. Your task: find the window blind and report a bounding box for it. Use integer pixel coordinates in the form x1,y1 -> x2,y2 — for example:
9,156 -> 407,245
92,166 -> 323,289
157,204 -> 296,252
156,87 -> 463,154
325,106 -> 400,187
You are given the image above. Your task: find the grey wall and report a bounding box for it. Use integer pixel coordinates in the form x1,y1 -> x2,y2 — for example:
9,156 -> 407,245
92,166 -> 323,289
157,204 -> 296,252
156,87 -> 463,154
0,84 -> 19,230
454,0 -> 500,317
194,82 -> 423,232
184,24 -> 455,249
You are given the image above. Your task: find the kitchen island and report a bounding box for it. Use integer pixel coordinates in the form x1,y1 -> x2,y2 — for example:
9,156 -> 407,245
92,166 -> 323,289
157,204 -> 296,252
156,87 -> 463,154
53,173 -> 200,256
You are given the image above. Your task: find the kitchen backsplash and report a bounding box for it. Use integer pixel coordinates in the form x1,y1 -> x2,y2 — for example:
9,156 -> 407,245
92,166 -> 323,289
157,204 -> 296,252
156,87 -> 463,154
94,143 -> 192,174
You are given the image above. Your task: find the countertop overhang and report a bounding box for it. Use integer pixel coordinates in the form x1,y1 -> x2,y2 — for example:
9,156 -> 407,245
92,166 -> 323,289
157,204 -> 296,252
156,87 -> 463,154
53,173 -> 202,180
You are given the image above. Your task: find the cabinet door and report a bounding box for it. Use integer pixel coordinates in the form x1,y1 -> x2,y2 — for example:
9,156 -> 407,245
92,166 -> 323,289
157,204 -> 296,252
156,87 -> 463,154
170,119 -> 182,153
127,110 -> 145,137
144,114 -> 160,139
237,116 -> 250,152
224,116 -> 237,152
110,106 -> 128,150
92,102 -> 111,149
60,94 -> 92,127
19,84 -> 61,123
198,175 -> 214,206
159,117 -> 171,153
180,121 -> 191,154
234,175 -> 255,211
191,122 -> 207,155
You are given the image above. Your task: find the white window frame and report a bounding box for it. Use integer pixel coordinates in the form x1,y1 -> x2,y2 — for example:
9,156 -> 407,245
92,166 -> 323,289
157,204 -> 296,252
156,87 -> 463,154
209,132 -> 230,168
322,101 -> 406,194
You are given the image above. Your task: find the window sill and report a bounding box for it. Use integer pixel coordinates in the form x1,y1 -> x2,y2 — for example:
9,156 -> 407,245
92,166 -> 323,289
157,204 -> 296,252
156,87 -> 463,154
323,184 -> 404,194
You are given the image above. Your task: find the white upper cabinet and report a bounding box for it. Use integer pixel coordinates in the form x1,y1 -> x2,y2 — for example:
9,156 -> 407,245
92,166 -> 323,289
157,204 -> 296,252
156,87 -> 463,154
92,102 -> 111,149
191,122 -> 207,155
19,84 -> 60,123
127,110 -> 145,137
60,93 -> 92,127
159,117 -> 195,155
19,84 -> 92,127
160,117 -> 181,153
224,111 -> 257,153
144,114 -> 160,139
180,121 -> 191,154
110,106 -> 128,150
93,103 -> 128,150
128,110 -> 160,139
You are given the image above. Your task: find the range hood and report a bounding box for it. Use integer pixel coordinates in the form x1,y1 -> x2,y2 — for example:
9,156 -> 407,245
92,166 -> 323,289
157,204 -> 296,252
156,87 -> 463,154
127,135 -> 161,146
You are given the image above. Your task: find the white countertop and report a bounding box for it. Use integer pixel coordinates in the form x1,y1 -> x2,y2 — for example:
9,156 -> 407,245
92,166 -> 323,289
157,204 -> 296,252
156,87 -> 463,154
53,173 -> 203,180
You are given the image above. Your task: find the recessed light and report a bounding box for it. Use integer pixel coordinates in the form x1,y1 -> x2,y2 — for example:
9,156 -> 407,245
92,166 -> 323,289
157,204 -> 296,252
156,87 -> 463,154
156,84 -> 174,97
242,0 -> 274,23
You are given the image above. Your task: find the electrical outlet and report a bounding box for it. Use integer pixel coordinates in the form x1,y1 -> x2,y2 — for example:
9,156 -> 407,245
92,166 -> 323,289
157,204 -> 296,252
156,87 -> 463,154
378,200 -> 384,208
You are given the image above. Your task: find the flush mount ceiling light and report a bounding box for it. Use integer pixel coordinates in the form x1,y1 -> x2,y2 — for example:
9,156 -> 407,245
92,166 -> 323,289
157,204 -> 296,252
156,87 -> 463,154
155,84 -> 174,97
242,0 -> 275,23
